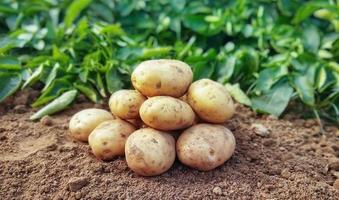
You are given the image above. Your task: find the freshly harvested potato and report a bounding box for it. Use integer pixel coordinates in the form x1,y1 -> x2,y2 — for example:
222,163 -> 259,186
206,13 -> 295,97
88,119 -> 136,160
139,96 -> 195,131
176,123 -> 236,171
69,108 -> 114,142
131,59 -> 193,97
125,128 -> 176,176
179,94 -> 200,125
109,90 -> 146,119
187,79 -> 235,123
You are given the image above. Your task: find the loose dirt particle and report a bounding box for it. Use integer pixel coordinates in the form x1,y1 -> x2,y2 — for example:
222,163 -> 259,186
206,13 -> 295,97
281,169 -> 291,179
213,186 -> 223,195
251,123 -> 270,137
68,177 -> 89,192
41,115 -> 53,126
333,179 -> 339,189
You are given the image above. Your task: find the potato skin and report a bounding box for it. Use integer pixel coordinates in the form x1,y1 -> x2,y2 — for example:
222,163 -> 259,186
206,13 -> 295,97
176,124 -> 236,171
109,90 -> 146,119
88,119 -> 136,160
125,128 -> 176,176
69,109 -> 114,142
131,59 -> 193,97
139,96 -> 195,131
187,79 -> 234,123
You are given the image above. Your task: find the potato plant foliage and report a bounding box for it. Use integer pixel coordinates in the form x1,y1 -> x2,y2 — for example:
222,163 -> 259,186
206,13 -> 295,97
0,0 -> 338,123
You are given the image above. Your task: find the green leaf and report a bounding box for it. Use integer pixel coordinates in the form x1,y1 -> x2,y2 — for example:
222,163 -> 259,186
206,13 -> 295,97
293,2 -> 337,24
235,48 -> 259,76
105,65 -> 123,94
293,74 -> 315,106
0,73 -> 22,102
21,64 -> 44,89
42,63 -> 60,92
302,25 -> 320,53
30,90 -> 77,120
100,24 -> 125,36
225,83 -> 251,106
141,47 -> 173,59
252,81 -> 293,117
0,56 -> 21,70
0,4 -> 18,14
93,72 -> 106,97
53,45 -> 70,64
217,56 -> 236,84
316,67 -> 327,90
65,0 -> 92,28
0,37 -> 26,53
74,81 -> 101,103
332,38 -> 339,60
183,15 -> 208,34
255,66 -> 288,92
32,78 -> 72,108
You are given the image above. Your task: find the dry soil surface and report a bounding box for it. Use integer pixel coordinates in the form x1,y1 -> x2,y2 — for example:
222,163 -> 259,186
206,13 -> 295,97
0,94 -> 339,200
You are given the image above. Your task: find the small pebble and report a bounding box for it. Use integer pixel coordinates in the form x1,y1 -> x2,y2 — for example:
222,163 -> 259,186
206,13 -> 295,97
333,179 -> 339,189
75,192 -> 82,200
263,139 -> 276,146
41,115 -> 53,126
281,168 -> 291,178
212,186 -> 223,195
331,171 -> 339,178
251,123 -> 270,137
68,177 -> 89,192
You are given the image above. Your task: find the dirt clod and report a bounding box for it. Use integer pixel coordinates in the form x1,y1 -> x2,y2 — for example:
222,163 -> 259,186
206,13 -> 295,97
251,123 -> 270,137
212,186 -> 223,195
333,179 -> 339,189
41,115 -> 53,126
68,177 -> 89,192
281,168 -> 291,179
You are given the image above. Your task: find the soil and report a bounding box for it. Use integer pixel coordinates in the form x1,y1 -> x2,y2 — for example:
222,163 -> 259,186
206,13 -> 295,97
1,92 -> 339,200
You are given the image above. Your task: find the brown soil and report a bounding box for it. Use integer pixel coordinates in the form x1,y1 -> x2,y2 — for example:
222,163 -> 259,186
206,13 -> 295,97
1,96 -> 339,199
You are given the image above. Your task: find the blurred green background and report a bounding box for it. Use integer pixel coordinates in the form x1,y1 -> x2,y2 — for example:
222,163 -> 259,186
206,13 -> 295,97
0,0 -> 338,124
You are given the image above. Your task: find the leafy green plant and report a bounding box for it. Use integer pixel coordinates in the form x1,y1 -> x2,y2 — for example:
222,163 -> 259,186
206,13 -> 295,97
0,0 -> 338,124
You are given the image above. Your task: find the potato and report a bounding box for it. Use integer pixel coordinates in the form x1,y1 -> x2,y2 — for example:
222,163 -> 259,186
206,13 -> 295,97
187,79 -> 234,123
131,59 -> 193,97
69,108 -> 114,142
109,90 -> 146,119
125,128 -> 176,176
176,124 -> 236,171
139,96 -> 195,131
88,119 -> 136,160
179,94 -> 200,125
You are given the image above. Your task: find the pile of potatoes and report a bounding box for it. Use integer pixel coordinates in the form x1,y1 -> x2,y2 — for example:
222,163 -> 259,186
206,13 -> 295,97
69,59 -> 236,176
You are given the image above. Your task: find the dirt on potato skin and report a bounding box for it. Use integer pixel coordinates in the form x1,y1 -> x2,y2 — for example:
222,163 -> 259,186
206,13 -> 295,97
0,99 -> 339,200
